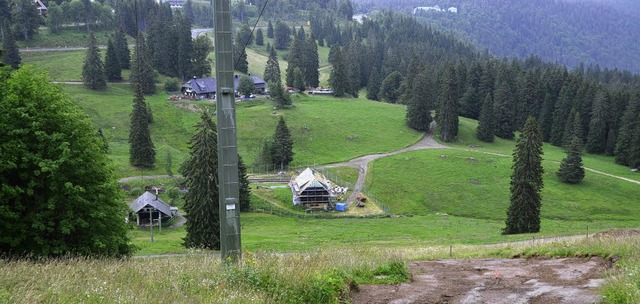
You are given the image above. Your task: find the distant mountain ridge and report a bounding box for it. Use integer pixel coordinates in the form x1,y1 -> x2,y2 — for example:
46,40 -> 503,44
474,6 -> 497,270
353,0 -> 640,73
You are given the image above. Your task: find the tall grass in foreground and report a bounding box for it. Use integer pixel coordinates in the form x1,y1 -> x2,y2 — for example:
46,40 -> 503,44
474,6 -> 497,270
0,249 -> 407,304
3,233 -> 639,303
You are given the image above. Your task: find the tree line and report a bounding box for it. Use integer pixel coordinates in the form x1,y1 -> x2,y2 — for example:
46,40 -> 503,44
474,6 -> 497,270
317,11 -> 640,170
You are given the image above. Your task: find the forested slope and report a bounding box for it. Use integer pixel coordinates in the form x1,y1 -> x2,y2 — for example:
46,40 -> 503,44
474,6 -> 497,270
353,0 -> 640,73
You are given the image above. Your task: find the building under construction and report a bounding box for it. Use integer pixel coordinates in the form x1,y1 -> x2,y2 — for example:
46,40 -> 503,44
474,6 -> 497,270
289,168 -> 335,210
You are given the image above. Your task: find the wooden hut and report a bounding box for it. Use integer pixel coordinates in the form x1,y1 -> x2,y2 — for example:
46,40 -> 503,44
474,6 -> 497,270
289,168 -> 335,210
129,192 -> 177,226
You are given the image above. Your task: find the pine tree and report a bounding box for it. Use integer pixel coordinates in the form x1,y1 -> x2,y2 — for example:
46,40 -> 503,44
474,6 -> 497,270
82,32 -> 107,90
437,65 -> 459,142
263,47 -> 281,84
1,24 -> 20,69
557,135 -> 585,184
114,28 -> 131,69
105,39 -> 123,82
476,93 -> 495,142
130,31 -> 156,95
181,110 -> 220,250
129,84 -> 155,168
503,117 -> 544,235
270,116 -> 294,169
238,155 -> 251,212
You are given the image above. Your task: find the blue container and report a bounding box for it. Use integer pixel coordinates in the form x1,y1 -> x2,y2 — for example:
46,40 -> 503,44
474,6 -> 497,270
335,203 -> 346,212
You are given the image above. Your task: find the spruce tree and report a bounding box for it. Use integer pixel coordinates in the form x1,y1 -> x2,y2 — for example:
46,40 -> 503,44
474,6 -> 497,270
328,46 -> 348,97
437,65 -> 459,142
557,135 -> 585,184
129,84 -> 155,168
181,110 -> 220,250
238,155 -> 251,212
304,35 -> 320,88
263,47 -> 281,84
1,24 -> 20,69
130,31 -> 156,95
105,39 -> 123,82
114,28 -> 131,69
82,32 -> 107,90
405,71 -> 432,131
476,93 -> 495,142
174,12 -> 193,80
504,117 -> 544,235
270,116 -> 294,169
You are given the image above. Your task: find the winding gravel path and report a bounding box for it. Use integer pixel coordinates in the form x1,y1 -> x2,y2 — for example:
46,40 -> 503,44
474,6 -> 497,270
317,121 -> 448,205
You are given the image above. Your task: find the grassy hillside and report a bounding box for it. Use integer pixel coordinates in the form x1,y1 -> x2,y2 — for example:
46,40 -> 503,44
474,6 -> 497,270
57,84 -> 421,177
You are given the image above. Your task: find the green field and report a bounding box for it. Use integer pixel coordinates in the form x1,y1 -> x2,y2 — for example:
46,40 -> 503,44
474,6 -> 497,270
58,84 -> 421,177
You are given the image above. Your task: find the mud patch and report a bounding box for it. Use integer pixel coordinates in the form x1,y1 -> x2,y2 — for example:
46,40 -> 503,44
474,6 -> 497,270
351,257 -> 607,304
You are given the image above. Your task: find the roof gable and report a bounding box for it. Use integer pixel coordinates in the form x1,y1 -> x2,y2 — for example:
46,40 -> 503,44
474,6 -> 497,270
129,192 -> 173,216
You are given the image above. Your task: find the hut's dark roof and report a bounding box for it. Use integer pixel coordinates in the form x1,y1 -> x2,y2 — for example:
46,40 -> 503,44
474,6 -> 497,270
182,75 -> 267,94
129,192 -> 173,217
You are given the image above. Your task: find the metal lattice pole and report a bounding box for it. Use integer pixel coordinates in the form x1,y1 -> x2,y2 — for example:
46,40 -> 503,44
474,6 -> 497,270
214,0 -> 241,262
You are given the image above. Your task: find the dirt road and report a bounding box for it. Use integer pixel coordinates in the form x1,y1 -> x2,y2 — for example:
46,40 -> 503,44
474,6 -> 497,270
351,257 -> 607,304
318,121 -> 447,205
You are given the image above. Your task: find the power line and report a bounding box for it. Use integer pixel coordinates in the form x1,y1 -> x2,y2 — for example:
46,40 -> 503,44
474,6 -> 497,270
233,0 -> 270,70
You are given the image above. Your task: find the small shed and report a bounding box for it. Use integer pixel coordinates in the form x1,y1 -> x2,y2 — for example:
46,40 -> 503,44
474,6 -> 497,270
289,168 -> 335,210
129,192 -> 176,226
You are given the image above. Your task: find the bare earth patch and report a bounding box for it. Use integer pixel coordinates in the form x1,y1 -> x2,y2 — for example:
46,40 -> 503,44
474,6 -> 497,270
351,257 -> 608,304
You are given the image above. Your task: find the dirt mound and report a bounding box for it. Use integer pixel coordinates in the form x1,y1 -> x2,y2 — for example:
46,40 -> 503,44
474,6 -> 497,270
351,257 -> 607,304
